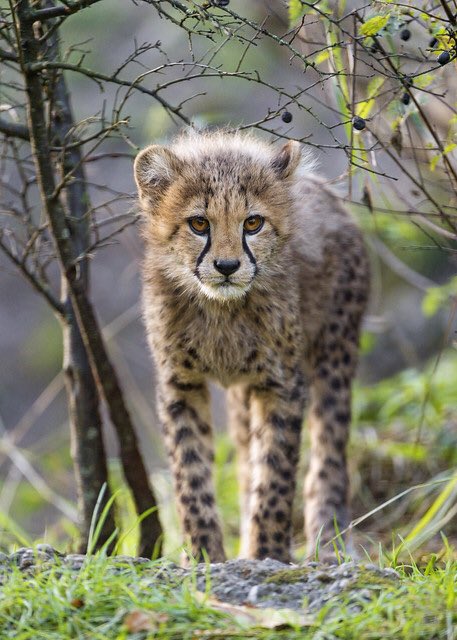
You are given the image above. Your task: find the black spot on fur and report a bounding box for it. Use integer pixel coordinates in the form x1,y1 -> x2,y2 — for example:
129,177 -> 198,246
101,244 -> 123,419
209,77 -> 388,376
322,394 -> 337,410
264,452 -> 281,469
175,426 -> 193,445
167,400 -> 187,419
335,411 -> 350,424
330,483 -> 345,497
197,421 -> 211,435
270,413 -> 286,430
324,456 -> 341,469
200,493 -> 214,506
281,468 -> 292,481
265,377 -> 282,389
289,386 -> 302,401
169,376 -> 204,392
255,485 -> 266,497
189,475 -> 204,490
182,449 -> 202,465
289,416 -> 302,432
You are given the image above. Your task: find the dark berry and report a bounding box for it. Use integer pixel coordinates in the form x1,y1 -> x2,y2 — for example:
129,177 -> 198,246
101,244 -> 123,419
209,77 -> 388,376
438,50 -> 451,65
401,93 -> 410,105
281,111 -> 293,124
352,116 -> 366,131
212,0 -> 229,5
429,37 -> 438,48
400,28 -> 411,41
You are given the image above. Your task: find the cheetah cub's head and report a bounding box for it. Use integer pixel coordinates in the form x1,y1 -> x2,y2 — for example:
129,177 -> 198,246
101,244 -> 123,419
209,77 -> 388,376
134,132 -> 308,302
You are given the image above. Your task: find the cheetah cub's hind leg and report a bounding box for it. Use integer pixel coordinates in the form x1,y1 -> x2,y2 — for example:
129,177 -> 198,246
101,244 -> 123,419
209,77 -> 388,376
305,270 -> 367,561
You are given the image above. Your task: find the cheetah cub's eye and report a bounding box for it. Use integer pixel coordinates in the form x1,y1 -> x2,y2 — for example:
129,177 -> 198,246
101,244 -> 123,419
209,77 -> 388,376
243,215 -> 264,234
189,216 -> 210,235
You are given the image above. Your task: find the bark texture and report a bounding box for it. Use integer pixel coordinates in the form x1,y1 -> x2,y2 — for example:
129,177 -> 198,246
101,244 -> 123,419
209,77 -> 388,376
14,0 -> 162,557
41,0 -> 116,552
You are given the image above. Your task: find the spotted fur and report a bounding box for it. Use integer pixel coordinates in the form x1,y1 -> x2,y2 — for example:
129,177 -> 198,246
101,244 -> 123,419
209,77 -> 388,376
134,131 -> 369,562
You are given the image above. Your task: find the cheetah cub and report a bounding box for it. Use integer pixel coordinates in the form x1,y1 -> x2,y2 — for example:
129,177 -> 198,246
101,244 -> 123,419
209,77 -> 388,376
134,131 -> 369,563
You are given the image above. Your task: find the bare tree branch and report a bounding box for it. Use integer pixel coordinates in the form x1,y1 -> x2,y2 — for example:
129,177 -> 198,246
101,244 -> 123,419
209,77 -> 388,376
44,0 -> 116,552
31,0 -> 102,21
14,0 -> 162,557
0,117 -> 29,140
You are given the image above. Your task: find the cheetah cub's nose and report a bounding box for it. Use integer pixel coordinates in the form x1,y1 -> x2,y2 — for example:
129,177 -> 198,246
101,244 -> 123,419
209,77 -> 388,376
213,259 -> 241,276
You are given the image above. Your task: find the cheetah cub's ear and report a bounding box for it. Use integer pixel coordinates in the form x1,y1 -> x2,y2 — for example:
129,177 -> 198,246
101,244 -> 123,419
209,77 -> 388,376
270,140 -> 302,179
134,145 -> 182,210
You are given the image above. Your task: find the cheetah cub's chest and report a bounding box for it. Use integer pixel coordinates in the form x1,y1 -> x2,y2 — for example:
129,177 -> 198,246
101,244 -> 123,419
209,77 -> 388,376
169,295 -> 302,388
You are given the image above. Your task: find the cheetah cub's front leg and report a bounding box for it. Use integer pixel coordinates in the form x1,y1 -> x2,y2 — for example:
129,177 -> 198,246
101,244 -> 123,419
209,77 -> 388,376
239,368 -> 306,563
156,364 -> 225,562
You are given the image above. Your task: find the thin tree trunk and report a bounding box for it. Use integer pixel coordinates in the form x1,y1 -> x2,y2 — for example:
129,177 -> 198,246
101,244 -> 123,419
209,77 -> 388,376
41,2 -> 116,553
14,0 -> 162,557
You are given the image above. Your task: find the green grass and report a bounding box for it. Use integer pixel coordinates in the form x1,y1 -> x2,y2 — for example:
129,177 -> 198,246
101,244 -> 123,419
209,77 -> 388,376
0,552 -> 455,639
1,347 -> 457,637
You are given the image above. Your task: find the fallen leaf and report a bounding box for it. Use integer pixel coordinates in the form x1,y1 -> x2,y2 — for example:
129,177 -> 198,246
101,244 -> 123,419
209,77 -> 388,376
70,598 -> 84,608
195,592 -> 315,630
124,609 -> 169,633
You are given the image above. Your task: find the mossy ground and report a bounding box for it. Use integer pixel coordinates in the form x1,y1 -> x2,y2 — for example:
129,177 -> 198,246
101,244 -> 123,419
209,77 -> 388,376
0,553 -> 455,639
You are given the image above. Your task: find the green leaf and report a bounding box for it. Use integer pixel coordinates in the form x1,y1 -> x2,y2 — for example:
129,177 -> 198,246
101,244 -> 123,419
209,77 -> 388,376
360,331 -> 376,354
422,277 -> 457,316
288,0 -> 305,24
430,143 -> 457,172
360,14 -> 391,37
404,471 -> 457,549
314,49 -> 330,65
357,77 -> 385,119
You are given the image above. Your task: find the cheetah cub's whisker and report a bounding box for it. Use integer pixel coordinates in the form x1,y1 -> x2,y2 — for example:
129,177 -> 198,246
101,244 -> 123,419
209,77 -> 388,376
134,130 -> 369,563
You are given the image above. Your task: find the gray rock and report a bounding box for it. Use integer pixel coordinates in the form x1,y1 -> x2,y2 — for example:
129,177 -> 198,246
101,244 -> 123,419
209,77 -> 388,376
64,554 -> 86,570
0,548 -> 399,614
190,558 -> 399,611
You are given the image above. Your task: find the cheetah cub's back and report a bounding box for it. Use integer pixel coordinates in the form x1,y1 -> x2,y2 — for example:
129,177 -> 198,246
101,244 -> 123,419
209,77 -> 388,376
135,131 -> 369,563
